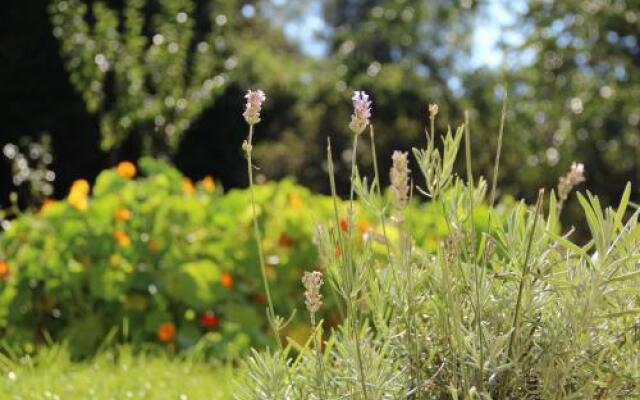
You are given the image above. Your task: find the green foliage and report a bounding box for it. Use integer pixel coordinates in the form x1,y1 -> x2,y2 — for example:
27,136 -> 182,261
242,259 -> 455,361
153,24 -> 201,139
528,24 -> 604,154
1,136 -> 55,208
466,0 -> 640,205
49,0 -> 236,154
254,0 -> 478,194
0,157 -> 489,358
237,96 -> 640,399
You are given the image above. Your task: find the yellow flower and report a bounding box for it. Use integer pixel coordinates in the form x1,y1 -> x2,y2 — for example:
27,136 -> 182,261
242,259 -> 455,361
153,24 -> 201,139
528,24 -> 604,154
201,176 -> 216,192
289,194 -> 304,209
114,230 -> 131,247
182,178 -> 195,195
68,179 -> 90,211
115,207 -> 131,222
117,161 -> 136,179
358,220 -> 373,234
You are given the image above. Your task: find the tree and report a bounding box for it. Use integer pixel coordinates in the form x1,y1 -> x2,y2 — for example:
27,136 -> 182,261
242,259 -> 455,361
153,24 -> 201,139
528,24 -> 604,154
254,0 -> 479,194
49,0 -> 238,156
502,0 -> 640,203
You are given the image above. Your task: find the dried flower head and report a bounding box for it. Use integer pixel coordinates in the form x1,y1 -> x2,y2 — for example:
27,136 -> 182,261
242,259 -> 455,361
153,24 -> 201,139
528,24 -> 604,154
302,271 -> 324,313
349,91 -> 372,135
428,103 -> 439,119
243,89 -> 266,125
558,162 -> 586,201
390,151 -> 411,210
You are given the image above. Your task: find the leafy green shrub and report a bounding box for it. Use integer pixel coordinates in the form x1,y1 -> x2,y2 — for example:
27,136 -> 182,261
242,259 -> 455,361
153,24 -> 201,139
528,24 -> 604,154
236,91 -> 640,399
0,157 -> 493,358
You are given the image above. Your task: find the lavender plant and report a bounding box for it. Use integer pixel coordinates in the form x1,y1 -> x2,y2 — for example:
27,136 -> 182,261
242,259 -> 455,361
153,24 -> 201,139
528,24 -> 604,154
235,90 -> 640,399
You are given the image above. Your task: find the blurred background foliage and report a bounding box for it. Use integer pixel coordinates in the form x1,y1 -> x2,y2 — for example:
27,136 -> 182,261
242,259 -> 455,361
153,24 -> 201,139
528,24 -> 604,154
0,159 -> 504,356
1,0 -> 639,217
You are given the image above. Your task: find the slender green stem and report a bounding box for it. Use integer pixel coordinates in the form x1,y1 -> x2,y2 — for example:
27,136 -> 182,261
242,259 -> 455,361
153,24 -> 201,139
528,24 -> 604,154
465,111 -> 484,389
507,189 -> 544,360
326,139 -> 346,319
347,133 -> 369,400
311,313 -> 327,400
245,124 -> 281,348
368,126 -> 393,266
488,92 -> 507,210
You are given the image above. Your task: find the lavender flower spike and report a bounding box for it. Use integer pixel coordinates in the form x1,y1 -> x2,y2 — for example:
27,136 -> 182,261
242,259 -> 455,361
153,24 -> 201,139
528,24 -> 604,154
558,162 -> 586,201
349,90 -> 372,135
243,89 -> 266,125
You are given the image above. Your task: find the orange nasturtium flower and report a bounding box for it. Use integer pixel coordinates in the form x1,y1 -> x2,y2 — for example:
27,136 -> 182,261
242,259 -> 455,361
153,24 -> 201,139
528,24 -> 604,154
157,322 -> 176,342
289,194 -> 304,209
114,230 -> 131,247
0,261 -> 10,280
115,207 -> 131,222
182,178 -> 195,195
148,239 -> 160,253
39,198 -> 56,214
68,179 -> 90,211
220,272 -> 234,289
116,161 -> 136,179
358,220 -> 373,234
201,176 -> 216,193
339,219 -> 349,232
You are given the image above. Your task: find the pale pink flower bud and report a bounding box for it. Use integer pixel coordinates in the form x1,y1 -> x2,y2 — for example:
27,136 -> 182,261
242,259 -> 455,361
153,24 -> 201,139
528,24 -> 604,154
349,91 -> 372,135
302,271 -> 324,313
558,162 -> 586,201
243,89 -> 266,125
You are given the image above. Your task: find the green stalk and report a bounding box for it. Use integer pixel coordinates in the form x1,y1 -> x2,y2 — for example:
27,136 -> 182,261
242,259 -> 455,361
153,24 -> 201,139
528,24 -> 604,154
311,313 -> 327,400
368,126 -> 393,266
326,139 -> 346,319
507,189 -> 544,360
245,124 -> 281,348
347,133 -> 369,400
488,92 -> 507,210
465,111 -> 484,389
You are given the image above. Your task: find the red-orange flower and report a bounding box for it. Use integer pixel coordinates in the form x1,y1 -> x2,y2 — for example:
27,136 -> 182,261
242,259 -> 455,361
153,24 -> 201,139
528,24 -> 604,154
0,261 -> 10,280
200,311 -> 220,329
157,322 -> 176,342
116,161 -> 136,179
115,207 -> 131,222
201,176 -> 216,193
334,244 -> 341,258
277,233 -> 294,248
253,294 -> 267,305
220,272 -> 234,289
339,219 -> 349,232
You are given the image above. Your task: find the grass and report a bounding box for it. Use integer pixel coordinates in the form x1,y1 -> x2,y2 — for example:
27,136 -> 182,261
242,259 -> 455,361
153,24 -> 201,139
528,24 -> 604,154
0,346 -> 233,400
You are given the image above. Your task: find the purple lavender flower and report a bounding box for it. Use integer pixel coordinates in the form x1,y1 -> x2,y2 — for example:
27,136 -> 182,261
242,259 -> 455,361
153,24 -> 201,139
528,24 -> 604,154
243,89 -> 266,125
349,91 -> 372,135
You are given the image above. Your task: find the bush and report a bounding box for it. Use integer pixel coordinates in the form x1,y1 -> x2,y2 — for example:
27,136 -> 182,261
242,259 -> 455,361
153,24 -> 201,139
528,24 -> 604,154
0,157 -> 498,358
236,93 -> 640,399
